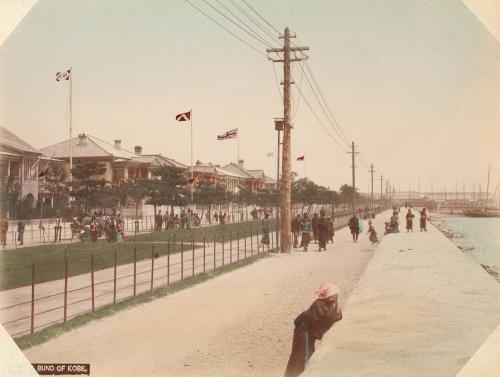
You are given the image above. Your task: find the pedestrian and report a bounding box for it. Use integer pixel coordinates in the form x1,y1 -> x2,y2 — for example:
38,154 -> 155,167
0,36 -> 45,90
327,216 -> 334,243
390,211 -> 400,233
155,210 -> 163,232
406,209 -> 415,233
301,214 -> 312,251
17,219 -> 26,246
317,209 -> 328,251
291,214 -> 301,248
367,220 -> 379,245
261,212 -> 270,246
90,218 -> 99,242
284,282 -> 343,377
420,208 -> 427,231
311,213 -> 319,243
186,209 -> 192,230
348,213 -> 360,242
1,215 -> 9,247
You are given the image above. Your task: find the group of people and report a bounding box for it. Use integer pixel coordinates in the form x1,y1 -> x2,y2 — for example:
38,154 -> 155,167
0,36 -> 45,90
291,210 -> 335,252
385,206 -> 428,234
71,212 -> 126,242
154,209 -> 202,231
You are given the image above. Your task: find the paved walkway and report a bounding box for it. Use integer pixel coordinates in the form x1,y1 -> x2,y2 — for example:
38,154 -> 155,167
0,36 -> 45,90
303,219 -> 500,377
22,212 -> 386,377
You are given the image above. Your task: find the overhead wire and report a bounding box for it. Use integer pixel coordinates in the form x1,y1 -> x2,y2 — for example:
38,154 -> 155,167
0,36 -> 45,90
201,0 -> 274,48
239,0 -> 283,36
183,0 -> 267,57
231,0 -> 282,45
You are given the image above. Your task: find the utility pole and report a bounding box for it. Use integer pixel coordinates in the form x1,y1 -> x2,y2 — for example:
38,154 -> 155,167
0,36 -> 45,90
369,164 -> 375,213
380,174 -> 383,206
267,28 -> 308,253
347,142 -> 359,215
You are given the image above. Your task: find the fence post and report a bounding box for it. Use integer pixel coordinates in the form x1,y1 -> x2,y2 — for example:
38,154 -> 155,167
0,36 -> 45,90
222,233 -> 225,267
151,246 -> 155,291
167,241 -> 170,285
250,228 -> 253,257
113,249 -> 117,304
181,241 -> 184,280
30,264 -> 35,334
213,235 -> 216,270
203,236 -> 206,273
271,228 -> 274,250
230,232 -> 232,264
64,250 -> 68,322
237,230 -> 240,261
133,247 -> 137,296
191,236 -> 195,277
244,230 -> 247,259
91,254 -> 95,311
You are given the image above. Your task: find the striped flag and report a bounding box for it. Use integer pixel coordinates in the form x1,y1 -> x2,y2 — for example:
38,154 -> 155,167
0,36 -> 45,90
39,156 -> 55,178
297,155 -> 305,161
217,128 -> 237,140
175,110 -> 191,122
56,69 -> 71,81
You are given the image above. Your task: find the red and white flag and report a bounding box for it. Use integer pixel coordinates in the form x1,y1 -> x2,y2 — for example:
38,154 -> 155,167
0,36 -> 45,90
175,110 -> 191,122
217,128 -> 238,140
296,155 -> 305,161
56,69 -> 71,81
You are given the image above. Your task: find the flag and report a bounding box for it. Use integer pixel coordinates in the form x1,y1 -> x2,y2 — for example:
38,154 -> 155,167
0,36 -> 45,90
39,159 -> 55,178
217,128 -> 237,140
266,152 -> 273,157
56,69 -> 71,81
176,110 -> 191,122
297,155 -> 305,161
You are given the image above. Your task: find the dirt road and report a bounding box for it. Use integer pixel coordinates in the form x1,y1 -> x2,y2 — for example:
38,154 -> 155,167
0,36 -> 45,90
24,214 -> 385,377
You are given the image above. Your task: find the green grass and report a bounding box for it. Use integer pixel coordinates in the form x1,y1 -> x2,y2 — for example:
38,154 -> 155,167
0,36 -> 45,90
14,253 -> 270,350
0,219 -> 276,290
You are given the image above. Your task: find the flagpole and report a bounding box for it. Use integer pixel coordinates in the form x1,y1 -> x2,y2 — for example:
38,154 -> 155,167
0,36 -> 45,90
190,110 -> 193,202
69,67 -> 73,186
237,131 -> 240,191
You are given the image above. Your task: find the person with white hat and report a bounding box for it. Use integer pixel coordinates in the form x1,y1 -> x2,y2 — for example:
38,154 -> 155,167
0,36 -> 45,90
284,282 -> 343,377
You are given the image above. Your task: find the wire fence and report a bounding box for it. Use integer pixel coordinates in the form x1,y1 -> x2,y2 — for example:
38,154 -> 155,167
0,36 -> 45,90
0,222 -> 279,338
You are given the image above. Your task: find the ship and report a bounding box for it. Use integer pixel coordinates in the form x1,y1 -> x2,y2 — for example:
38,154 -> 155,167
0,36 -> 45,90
463,165 -> 500,218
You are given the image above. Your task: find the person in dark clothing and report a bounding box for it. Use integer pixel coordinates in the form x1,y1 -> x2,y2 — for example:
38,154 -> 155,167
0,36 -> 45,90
17,219 -> 26,246
311,213 -> 319,243
327,217 -> 334,243
420,208 -> 427,231
284,282 -> 343,377
291,214 -> 302,248
348,214 -> 360,242
317,209 -> 328,251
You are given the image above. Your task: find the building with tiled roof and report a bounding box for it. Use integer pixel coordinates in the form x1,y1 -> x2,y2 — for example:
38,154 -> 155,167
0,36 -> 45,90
40,133 -> 187,184
192,161 -> 242,192
222,160 -> 270,192
0,125 -> 42,202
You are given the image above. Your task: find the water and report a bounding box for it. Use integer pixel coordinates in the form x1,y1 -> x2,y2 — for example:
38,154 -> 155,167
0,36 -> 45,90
437,216 -> 500,274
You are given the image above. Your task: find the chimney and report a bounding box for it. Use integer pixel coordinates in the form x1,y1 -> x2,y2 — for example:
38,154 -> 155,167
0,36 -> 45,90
78,133 -> 86,146
134,146 -> 142,155
114,140 -> 122,150
238,159 -> 244,168
196,160 -> 202,166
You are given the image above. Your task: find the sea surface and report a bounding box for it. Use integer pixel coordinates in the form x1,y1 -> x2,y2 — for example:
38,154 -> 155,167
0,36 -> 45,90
437,216 -> 500,274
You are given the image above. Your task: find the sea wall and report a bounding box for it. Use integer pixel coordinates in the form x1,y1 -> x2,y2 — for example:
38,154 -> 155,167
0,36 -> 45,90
303,222 -> 500,377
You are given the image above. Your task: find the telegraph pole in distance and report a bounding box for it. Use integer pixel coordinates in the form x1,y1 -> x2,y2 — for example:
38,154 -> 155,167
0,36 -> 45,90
348,142 -> 359,215
369,164 -> 375,213
267,28 -> 309,253
380,174 -> 383,204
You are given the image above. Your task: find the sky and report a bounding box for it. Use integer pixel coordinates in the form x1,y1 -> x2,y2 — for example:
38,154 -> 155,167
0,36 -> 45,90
0,0 -> 499,195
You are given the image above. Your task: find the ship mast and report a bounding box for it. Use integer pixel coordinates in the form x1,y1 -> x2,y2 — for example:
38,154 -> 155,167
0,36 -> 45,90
485,164 -> 490,211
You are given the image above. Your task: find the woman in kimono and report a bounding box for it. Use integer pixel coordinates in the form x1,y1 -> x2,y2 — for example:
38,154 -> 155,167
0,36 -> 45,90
419,208 -> 427,231
261,212 -> 270,245
301,214 -> 312,251
284,282 -> 343,377
406,209 -> 415,232
317,209 -> 329,251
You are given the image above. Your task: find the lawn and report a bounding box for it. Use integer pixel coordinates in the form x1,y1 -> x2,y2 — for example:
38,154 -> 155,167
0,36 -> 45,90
0,219 -> 276,290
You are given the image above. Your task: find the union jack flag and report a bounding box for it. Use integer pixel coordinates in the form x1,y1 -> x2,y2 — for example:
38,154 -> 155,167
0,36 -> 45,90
217,128 -> 237,140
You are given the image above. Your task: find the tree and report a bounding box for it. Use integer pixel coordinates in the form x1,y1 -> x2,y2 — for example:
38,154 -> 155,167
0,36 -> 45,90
145,166 -> 188,214
193,182 -> 227,223
121,179 -> 150,219
0,176 -> 20,216
339,184 -> 360,209
70,162 -> 108,214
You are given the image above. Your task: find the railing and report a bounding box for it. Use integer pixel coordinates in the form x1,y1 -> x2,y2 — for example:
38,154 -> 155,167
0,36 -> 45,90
0,222 -> 279,338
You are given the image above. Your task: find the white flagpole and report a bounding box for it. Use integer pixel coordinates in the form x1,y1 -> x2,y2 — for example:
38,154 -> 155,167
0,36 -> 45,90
69,68 -> 73,186
237,130 -> 240,191
190,110 -> 193,202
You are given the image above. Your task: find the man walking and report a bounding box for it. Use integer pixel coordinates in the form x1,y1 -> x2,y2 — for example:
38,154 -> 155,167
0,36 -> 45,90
312,213 -> 319,243
17,219 -> 26,246
0,215 -> 9,247
291,214 -> 301,248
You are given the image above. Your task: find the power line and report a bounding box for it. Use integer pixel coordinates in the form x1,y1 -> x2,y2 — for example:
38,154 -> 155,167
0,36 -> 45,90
230,0 -> 281,45
239,0 -> 282,35
201,0 -> 273,48
272,62 -> 283,104
183,0 -> 267,57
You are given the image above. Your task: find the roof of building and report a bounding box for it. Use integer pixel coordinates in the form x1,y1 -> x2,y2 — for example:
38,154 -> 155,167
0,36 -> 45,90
222,162 -> 258,179
0,126 -> 41,155
248,169 -> 265,179
193,163 -> 241,178
40,134 -> 187,168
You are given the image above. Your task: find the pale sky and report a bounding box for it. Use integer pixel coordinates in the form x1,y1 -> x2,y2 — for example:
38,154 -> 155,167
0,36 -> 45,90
0,0 -> 499,194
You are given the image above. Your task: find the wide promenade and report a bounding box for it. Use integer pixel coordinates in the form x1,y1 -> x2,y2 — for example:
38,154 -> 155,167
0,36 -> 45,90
304,218 -> 500,377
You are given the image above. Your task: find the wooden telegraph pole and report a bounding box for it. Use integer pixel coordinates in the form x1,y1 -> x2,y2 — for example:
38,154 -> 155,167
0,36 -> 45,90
267,28 -> 308,253
348,142 -> 359,215
369,164 -> 375,213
